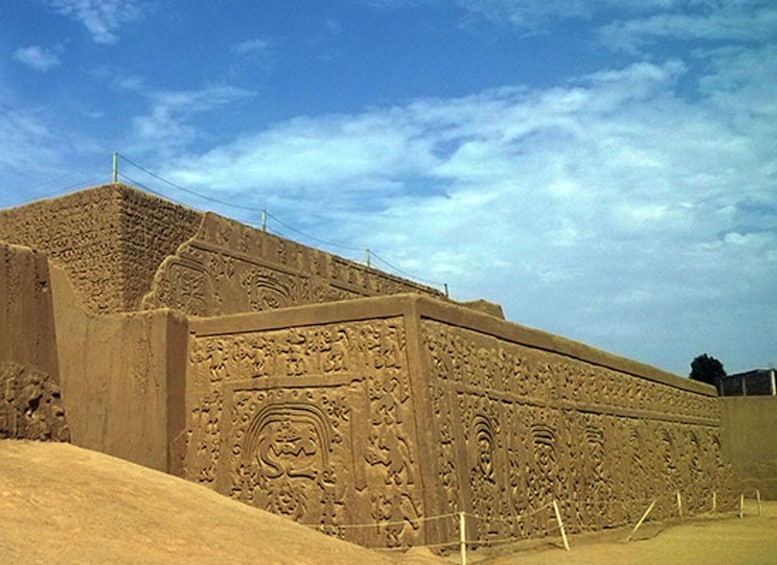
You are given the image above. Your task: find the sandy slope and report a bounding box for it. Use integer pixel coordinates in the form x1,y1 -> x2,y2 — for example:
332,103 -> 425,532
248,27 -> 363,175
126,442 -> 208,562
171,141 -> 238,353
2,440 -> 775,565
0,440 -> 440,565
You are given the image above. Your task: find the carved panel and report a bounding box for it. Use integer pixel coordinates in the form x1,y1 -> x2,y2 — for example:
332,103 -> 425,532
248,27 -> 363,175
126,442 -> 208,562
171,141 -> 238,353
185,318 -> 425,548
144,214 -> 443,316
225,386 -> 357,532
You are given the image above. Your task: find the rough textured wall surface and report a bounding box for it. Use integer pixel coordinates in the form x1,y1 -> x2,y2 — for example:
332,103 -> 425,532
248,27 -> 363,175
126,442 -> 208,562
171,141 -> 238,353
48,264 -> 188,471
720,397 -> 777,500
0,243 -> 69,441
183,295 -> 735,549
0,185 -> 202,313
0,361 -> 69,441
142,212 -> 445,317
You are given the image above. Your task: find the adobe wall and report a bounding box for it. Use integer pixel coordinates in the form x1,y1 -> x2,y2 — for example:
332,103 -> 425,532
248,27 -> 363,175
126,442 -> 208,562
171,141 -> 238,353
48,264 -> 188,472
418,299 -> 733,544
183,294 -> 735,548
0,185 -> 444,317
0,185 -> 202,313
141,211 -> 445,317
0,186 -> 738,547
184,296 -> 421,547
720,397 -> 777,500
0,242 -> 69,441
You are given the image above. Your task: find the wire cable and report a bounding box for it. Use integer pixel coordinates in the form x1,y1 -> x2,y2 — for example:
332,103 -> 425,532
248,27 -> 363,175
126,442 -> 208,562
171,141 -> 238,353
264,211 -> 363,253
116,153 -> 448,292
369,250 -> 446,288
119,154 -> 266,212
7,175 -> 107,207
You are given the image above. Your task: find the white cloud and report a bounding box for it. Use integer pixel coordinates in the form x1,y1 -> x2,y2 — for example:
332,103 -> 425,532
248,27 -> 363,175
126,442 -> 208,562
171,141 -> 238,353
127,85 -> 254,156
600,4 -> 777,53
0,100 -> 104,197
149,49 -> 776,374
0,110 -> 60,172
230,38 -> 274,71
12,46 -> 61,72
232,38 -> 271,56
50,0 -> 142,44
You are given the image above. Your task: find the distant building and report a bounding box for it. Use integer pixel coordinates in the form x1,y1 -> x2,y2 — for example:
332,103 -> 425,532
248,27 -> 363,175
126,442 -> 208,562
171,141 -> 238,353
718,369 -> 777,396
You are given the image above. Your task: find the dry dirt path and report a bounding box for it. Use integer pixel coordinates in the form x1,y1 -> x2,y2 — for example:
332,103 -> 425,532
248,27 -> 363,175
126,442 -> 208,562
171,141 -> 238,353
1,440 -> 775,564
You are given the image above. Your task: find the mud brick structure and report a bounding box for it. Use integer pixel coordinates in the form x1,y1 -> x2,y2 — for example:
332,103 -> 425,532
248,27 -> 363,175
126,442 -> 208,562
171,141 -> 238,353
0,243 -> 69,441
0,184 -> 741,548
185,296 -> 733,547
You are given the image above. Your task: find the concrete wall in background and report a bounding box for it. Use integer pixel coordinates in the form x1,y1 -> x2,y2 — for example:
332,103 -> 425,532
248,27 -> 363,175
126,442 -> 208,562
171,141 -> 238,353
720,396 -> 777,499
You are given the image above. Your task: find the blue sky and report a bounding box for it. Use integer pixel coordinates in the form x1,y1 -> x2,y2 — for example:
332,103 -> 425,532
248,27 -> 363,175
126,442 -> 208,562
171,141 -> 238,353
1,1 -> 775,377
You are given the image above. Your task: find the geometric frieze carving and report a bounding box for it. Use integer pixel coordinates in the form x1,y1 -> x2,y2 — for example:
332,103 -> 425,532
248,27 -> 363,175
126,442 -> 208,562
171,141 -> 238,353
0,187 -> 740,551
144,213 -> 444,317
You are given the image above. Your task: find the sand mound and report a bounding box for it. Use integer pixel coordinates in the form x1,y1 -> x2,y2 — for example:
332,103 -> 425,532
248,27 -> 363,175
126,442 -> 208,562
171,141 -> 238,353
0,440 -> 441,565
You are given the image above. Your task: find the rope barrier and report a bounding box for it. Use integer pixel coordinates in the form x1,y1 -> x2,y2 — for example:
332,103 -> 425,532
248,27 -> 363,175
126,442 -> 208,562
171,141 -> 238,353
8,175 -> 107,207
377,540 -> 460,551
465,500 -> 555,524
319,510 -> 460,530
294,486 -> 744,560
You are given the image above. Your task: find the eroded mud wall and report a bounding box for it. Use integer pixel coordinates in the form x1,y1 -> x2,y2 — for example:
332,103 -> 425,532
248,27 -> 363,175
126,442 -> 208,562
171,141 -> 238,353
720,397 -> 777,499
49,265 -> 188,471
0,243 -> 69,441
0,185 -> 202,312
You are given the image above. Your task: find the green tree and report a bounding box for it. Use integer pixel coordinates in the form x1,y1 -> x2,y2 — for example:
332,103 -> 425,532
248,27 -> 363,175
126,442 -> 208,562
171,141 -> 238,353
689,353 -> 726,387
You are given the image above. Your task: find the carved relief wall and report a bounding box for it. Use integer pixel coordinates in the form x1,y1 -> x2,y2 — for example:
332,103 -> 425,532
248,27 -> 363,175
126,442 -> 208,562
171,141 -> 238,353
0,185 -> 201,313
1,187 -> 738,549
0,185 -> 446,317
421,318 -> 736,543
182,296 -> 734,550
185,315 -> 425,548
142,212 -> 444,317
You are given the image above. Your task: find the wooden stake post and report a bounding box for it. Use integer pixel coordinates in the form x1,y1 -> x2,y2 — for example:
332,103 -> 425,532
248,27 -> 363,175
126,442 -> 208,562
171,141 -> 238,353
626,499 -> 657,542
676,491 -> 683,523
553,500 -> 570,551
459,511 -> 467,565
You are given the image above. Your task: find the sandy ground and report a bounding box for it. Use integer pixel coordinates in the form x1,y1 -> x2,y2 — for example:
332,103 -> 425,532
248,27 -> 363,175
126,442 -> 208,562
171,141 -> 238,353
1,440 -> 775,565
475,506 -> 777,564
